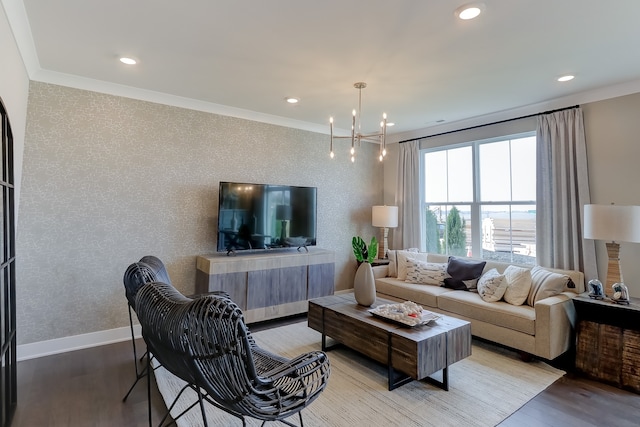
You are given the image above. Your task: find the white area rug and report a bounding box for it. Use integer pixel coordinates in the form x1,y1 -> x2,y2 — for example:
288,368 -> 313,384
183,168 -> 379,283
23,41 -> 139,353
153,321 -> 564,427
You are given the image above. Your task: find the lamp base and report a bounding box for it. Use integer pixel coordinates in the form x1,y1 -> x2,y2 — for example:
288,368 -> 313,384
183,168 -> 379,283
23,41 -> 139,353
604,241 -> 622,297
378,227 -> 389,260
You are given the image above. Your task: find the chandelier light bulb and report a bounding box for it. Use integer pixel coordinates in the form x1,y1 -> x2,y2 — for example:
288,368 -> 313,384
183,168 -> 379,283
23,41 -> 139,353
382,148 -> 387,157
350,147 -> 355,155
351,155 -> 355,163
379,154 -> 383,162
330,151 -> 335,159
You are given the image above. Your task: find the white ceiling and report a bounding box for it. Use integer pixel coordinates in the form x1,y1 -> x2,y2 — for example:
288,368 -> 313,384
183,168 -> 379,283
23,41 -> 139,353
5,0 -> 640,141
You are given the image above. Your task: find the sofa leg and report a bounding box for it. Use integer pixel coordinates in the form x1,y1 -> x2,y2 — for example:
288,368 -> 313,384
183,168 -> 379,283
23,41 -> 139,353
518,352 -> 533,362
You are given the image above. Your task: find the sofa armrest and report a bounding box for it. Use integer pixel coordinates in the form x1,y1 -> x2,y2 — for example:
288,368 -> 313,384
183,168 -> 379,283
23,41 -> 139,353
372,265 -> 389,279
534,291 -> 577,360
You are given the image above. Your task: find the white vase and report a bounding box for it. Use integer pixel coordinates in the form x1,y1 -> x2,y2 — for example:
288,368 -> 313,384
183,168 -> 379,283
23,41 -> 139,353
354,262 -> 376,306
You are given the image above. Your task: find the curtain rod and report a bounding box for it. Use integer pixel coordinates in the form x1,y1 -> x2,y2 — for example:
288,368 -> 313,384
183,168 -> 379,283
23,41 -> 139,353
399,104 -> 580,144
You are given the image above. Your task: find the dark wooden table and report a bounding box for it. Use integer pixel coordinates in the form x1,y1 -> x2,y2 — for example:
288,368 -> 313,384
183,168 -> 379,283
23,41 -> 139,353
573,292 -> 640,393
308,293 -> 471,391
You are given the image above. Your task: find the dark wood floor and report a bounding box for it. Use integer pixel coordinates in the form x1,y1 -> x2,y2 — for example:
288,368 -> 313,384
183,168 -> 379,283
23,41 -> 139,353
12,318 -> 640,427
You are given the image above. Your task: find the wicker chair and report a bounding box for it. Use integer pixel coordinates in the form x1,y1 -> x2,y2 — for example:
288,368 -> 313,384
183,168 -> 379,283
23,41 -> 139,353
135,281 -> 330,427
122,256 -> 171,402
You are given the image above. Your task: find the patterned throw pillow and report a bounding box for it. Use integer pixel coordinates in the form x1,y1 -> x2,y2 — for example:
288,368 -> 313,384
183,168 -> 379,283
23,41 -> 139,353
396,250 -> 428,280
503,265 -> 532,306
405,260 -> 448,286
477,268 -> 508,302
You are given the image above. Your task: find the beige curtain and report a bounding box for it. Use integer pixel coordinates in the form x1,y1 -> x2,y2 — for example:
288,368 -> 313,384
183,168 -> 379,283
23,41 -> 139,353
536,107 -> 597,280
392,140 -> 421,250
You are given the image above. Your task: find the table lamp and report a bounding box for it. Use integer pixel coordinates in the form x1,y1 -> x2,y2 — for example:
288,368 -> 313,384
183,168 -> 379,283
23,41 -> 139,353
583,204 -> 640,296
372,205 -> 398,260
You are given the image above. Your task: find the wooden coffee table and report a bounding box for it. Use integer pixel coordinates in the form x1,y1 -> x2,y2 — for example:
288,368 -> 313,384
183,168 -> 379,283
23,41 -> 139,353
308,293 -> 471,391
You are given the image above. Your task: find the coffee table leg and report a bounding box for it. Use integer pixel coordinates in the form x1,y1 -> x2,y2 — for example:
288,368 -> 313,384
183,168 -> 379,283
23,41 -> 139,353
321,332 -> 341,351
387,336 -> 413,390
423,367 -> 449,391
388,365 -> 414,391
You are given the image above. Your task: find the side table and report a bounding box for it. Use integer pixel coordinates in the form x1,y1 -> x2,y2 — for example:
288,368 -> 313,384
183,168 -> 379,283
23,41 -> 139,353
573,293 -> 640,394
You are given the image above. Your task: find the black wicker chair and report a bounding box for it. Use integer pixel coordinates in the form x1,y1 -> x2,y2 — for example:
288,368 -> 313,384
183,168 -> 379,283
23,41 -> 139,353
122,256 -> 171,402
135,281 -> 330,427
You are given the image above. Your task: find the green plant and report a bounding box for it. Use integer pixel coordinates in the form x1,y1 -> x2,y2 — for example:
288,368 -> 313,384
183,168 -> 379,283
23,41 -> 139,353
446,206 -> 467,256
352,236 -> 378,264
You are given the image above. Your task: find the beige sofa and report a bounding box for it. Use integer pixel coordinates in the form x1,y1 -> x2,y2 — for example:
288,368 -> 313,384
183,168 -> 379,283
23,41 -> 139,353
372,253 -> 585,361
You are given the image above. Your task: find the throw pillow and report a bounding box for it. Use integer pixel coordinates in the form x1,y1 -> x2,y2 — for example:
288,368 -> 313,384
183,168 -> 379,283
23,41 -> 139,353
477,268 -> 508,302
443,257 -> 486,291
527,266 -> 570,306
405,260 -> 448,286
503,265 -> 532,306
387,249 -> 397,277
396,250 -> 428,280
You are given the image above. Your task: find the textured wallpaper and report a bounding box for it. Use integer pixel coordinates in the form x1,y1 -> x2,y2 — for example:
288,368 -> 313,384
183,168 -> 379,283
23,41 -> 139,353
17,82 -> 382,344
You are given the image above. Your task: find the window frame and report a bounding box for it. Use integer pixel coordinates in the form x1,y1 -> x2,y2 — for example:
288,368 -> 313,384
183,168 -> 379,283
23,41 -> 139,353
419,131 -> 536,262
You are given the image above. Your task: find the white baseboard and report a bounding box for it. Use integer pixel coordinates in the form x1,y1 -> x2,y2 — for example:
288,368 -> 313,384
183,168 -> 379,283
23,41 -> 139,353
17,324 -> 142,361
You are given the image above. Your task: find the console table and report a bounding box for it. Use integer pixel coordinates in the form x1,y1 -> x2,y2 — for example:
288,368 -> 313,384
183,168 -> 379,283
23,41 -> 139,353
573,293 -> 640,393
196,248 -> 335,323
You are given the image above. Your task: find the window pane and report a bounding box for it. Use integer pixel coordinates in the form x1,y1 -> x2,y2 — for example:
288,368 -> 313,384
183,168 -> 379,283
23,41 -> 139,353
479,140 -> 511,201
511,136 -> 536,201
480,204 -> 536,264
447,147 -> 473,203
425,204 -> 472,256
424,151 -> 447,202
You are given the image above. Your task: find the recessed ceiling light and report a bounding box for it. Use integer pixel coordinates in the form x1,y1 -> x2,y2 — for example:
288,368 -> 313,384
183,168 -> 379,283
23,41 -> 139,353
455,3 -> 485,20
285,97 -> 300,104
557,75 -> 575,82
119,57 -> 137,65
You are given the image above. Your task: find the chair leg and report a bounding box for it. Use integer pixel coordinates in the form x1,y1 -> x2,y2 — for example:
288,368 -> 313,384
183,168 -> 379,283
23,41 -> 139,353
123,304 -> 147,402
146,351 -> 152,427
197,387 -> 209,427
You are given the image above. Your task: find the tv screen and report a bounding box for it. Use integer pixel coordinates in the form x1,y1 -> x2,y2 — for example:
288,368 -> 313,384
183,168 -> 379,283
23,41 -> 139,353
217,181 -> 317,253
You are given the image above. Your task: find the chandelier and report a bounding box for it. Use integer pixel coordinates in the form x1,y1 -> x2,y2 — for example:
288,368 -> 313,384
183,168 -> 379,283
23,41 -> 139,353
329,82 -> 388,163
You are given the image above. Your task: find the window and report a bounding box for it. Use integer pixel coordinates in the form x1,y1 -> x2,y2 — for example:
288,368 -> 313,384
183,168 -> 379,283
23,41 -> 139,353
421,133 -> 536,264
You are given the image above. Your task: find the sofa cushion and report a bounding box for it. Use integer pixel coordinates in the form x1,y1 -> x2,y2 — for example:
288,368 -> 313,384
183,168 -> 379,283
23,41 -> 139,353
477,268 -> 508,302
396,250 -> 428,280
438,291 -> 536,335
503,265 -> 532,306
375,277 -> 452,308
527,266 -> 570,306
405,260 -> 448,286
444,257 -> 486,291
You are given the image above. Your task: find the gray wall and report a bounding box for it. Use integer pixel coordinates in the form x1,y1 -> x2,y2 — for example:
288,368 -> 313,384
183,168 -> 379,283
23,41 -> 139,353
17,82 -> 382,345
383,92 -> 640,297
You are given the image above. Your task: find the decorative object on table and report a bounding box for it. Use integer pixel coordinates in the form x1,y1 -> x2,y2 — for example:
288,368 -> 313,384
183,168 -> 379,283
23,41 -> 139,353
352,236 -> 378,306
583,203 -> 640,296
372,205 -> 398,260
588,279 -> 605,299
328,82 -> 389,163
611,282 -> 630,304
368,301 -> 441,327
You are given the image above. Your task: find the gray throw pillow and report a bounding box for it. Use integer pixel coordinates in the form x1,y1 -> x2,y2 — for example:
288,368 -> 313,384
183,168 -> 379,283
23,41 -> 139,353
444,256 -> 487,291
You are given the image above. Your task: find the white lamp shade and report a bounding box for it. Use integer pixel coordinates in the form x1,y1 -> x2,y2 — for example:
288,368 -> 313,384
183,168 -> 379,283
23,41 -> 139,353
584,204 -> 640,243
372,205 -> 398,228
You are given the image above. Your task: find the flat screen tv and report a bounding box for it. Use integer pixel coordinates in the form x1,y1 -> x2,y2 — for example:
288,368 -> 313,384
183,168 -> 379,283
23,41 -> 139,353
217,181 -> 317,253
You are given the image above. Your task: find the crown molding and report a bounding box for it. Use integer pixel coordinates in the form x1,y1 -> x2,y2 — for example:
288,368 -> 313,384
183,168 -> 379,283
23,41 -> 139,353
387,78 -> 640,144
